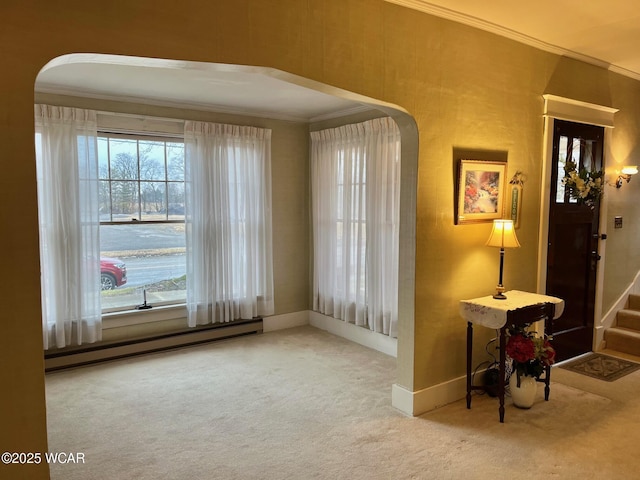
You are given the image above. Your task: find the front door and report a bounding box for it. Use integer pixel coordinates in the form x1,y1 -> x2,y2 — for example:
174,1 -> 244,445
546,119 -> 603,362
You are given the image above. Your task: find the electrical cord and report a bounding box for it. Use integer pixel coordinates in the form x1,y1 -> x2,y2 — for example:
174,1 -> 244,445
471,330 -> 514,397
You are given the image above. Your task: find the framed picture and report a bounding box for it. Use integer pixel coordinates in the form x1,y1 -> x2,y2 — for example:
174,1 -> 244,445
456,160 -> 507,224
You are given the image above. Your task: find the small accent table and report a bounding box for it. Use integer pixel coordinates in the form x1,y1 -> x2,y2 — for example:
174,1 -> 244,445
460,290 -> 564,422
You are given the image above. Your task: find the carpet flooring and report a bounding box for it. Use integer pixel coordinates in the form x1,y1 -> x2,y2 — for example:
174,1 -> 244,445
559,353 -> 640,381
45,326 -> 640,479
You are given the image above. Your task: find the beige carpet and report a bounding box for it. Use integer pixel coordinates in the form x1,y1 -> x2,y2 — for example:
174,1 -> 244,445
46,326 -> 640,479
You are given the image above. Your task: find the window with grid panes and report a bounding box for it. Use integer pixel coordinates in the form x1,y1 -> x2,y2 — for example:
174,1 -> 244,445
98,133 -> 186,311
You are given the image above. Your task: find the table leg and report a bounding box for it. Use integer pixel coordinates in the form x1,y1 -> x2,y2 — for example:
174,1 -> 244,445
544,317 -> 551,401
499,326 -> 506,423
544,364 -> 551,401
466,321 -> 472,409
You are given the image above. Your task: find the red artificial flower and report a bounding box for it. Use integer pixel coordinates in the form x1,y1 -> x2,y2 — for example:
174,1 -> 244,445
505,333 -> 535,363
540,339 -> 556,366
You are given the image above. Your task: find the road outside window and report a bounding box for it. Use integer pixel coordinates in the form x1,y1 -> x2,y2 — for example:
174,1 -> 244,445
98,134 -> 186,311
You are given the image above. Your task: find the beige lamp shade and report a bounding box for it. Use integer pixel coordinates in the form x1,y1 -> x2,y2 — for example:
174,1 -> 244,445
486,219 -> 521,249
621,165 -> 639,175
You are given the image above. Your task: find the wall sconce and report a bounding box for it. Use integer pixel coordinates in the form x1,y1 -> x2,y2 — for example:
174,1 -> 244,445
486,219 -> 520,300
616,166 -> 638,188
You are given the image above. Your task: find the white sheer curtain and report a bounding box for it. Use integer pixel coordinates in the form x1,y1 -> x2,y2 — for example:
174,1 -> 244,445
35,104 -> 102,350
184,121 -> 274,327
311,117 -> 401,337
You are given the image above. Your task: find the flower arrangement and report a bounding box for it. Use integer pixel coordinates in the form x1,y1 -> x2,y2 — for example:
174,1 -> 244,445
505,325 -> 556,387
561,160 -> 604,208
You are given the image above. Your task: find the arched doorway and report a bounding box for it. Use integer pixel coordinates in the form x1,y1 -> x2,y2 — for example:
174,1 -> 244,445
36,54 -> 419,413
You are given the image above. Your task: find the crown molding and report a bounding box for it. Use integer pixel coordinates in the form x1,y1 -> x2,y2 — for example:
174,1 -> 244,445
385,0 -> 640,82
36,85 -> 375,124
36,85 -> 311,123
309,105 -> 374,123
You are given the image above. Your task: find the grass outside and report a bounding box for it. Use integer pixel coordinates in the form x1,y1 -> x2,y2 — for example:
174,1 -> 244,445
101,274 -> 186,298
101,274 -> 186,310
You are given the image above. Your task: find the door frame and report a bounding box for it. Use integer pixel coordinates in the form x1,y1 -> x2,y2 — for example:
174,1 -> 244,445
537,95 -> 618,351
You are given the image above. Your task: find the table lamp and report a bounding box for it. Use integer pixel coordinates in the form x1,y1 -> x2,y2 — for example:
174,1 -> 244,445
486,219 -> 520,300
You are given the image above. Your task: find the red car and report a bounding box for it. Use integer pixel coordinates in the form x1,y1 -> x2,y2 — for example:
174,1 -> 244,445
100,257 -> 127,290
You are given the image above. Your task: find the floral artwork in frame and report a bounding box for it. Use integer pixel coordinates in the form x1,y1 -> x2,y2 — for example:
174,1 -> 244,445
456,160 -> 507,224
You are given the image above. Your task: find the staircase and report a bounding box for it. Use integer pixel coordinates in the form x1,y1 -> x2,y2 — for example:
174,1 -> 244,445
604,294 -> 640,356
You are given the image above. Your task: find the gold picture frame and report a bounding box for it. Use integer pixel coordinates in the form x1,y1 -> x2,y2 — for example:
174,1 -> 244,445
456,160 -> 507,224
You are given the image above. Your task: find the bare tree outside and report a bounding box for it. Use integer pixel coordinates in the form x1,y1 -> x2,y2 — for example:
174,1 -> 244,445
97,134 -> 186,311
98,137 -> 185,221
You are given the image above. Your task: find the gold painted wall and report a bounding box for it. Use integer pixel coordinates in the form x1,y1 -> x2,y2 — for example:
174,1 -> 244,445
3,2 -> 640,478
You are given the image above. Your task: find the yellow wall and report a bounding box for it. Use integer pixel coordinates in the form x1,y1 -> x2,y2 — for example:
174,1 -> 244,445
3,2 -> 640,478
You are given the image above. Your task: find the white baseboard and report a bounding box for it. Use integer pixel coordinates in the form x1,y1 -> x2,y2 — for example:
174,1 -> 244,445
309,311 -> 397,357
262,311 -> 309,332
264,311 -> 398,359
391,383 -> 415,415
45,319 -> 264,371
392,375 -> 467,417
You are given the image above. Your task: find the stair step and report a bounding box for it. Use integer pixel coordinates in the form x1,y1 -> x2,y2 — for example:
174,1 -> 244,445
617,310 -> 640,331
605,327 -> 640,356
628,294 -> 640,311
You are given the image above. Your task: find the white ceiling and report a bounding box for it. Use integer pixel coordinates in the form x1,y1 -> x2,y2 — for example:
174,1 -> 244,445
36,55 -> 374,122
35,2 -> 640,120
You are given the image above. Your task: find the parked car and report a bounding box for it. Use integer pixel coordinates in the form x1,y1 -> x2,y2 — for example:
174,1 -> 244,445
100,257 -> 127,290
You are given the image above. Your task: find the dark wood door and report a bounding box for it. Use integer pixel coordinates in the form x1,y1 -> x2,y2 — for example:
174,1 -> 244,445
546,119 -> 603,362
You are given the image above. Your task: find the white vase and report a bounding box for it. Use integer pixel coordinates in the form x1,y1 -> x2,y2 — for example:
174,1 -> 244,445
509,373 -> 537,409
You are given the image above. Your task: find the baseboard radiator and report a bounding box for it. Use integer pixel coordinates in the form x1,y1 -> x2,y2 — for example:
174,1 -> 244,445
45,318 -> 263,372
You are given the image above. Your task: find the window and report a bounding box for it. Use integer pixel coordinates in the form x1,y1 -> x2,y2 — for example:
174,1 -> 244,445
336,148 -> 367,300
311,117 -> 400,337
98,133 -> 186,311
184,121 -> 274,326
554,135 -> 599,204
36,105 -> 274,350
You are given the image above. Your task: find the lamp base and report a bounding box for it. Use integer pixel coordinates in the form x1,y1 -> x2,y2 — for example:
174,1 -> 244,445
493,285 -> 507,300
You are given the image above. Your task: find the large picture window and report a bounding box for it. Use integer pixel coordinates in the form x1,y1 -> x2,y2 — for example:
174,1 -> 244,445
97,133 -> 186,311
36,105 -> 275,349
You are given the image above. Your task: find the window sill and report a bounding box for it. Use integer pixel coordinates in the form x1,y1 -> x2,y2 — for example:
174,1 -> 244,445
102,303 -> 187,329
